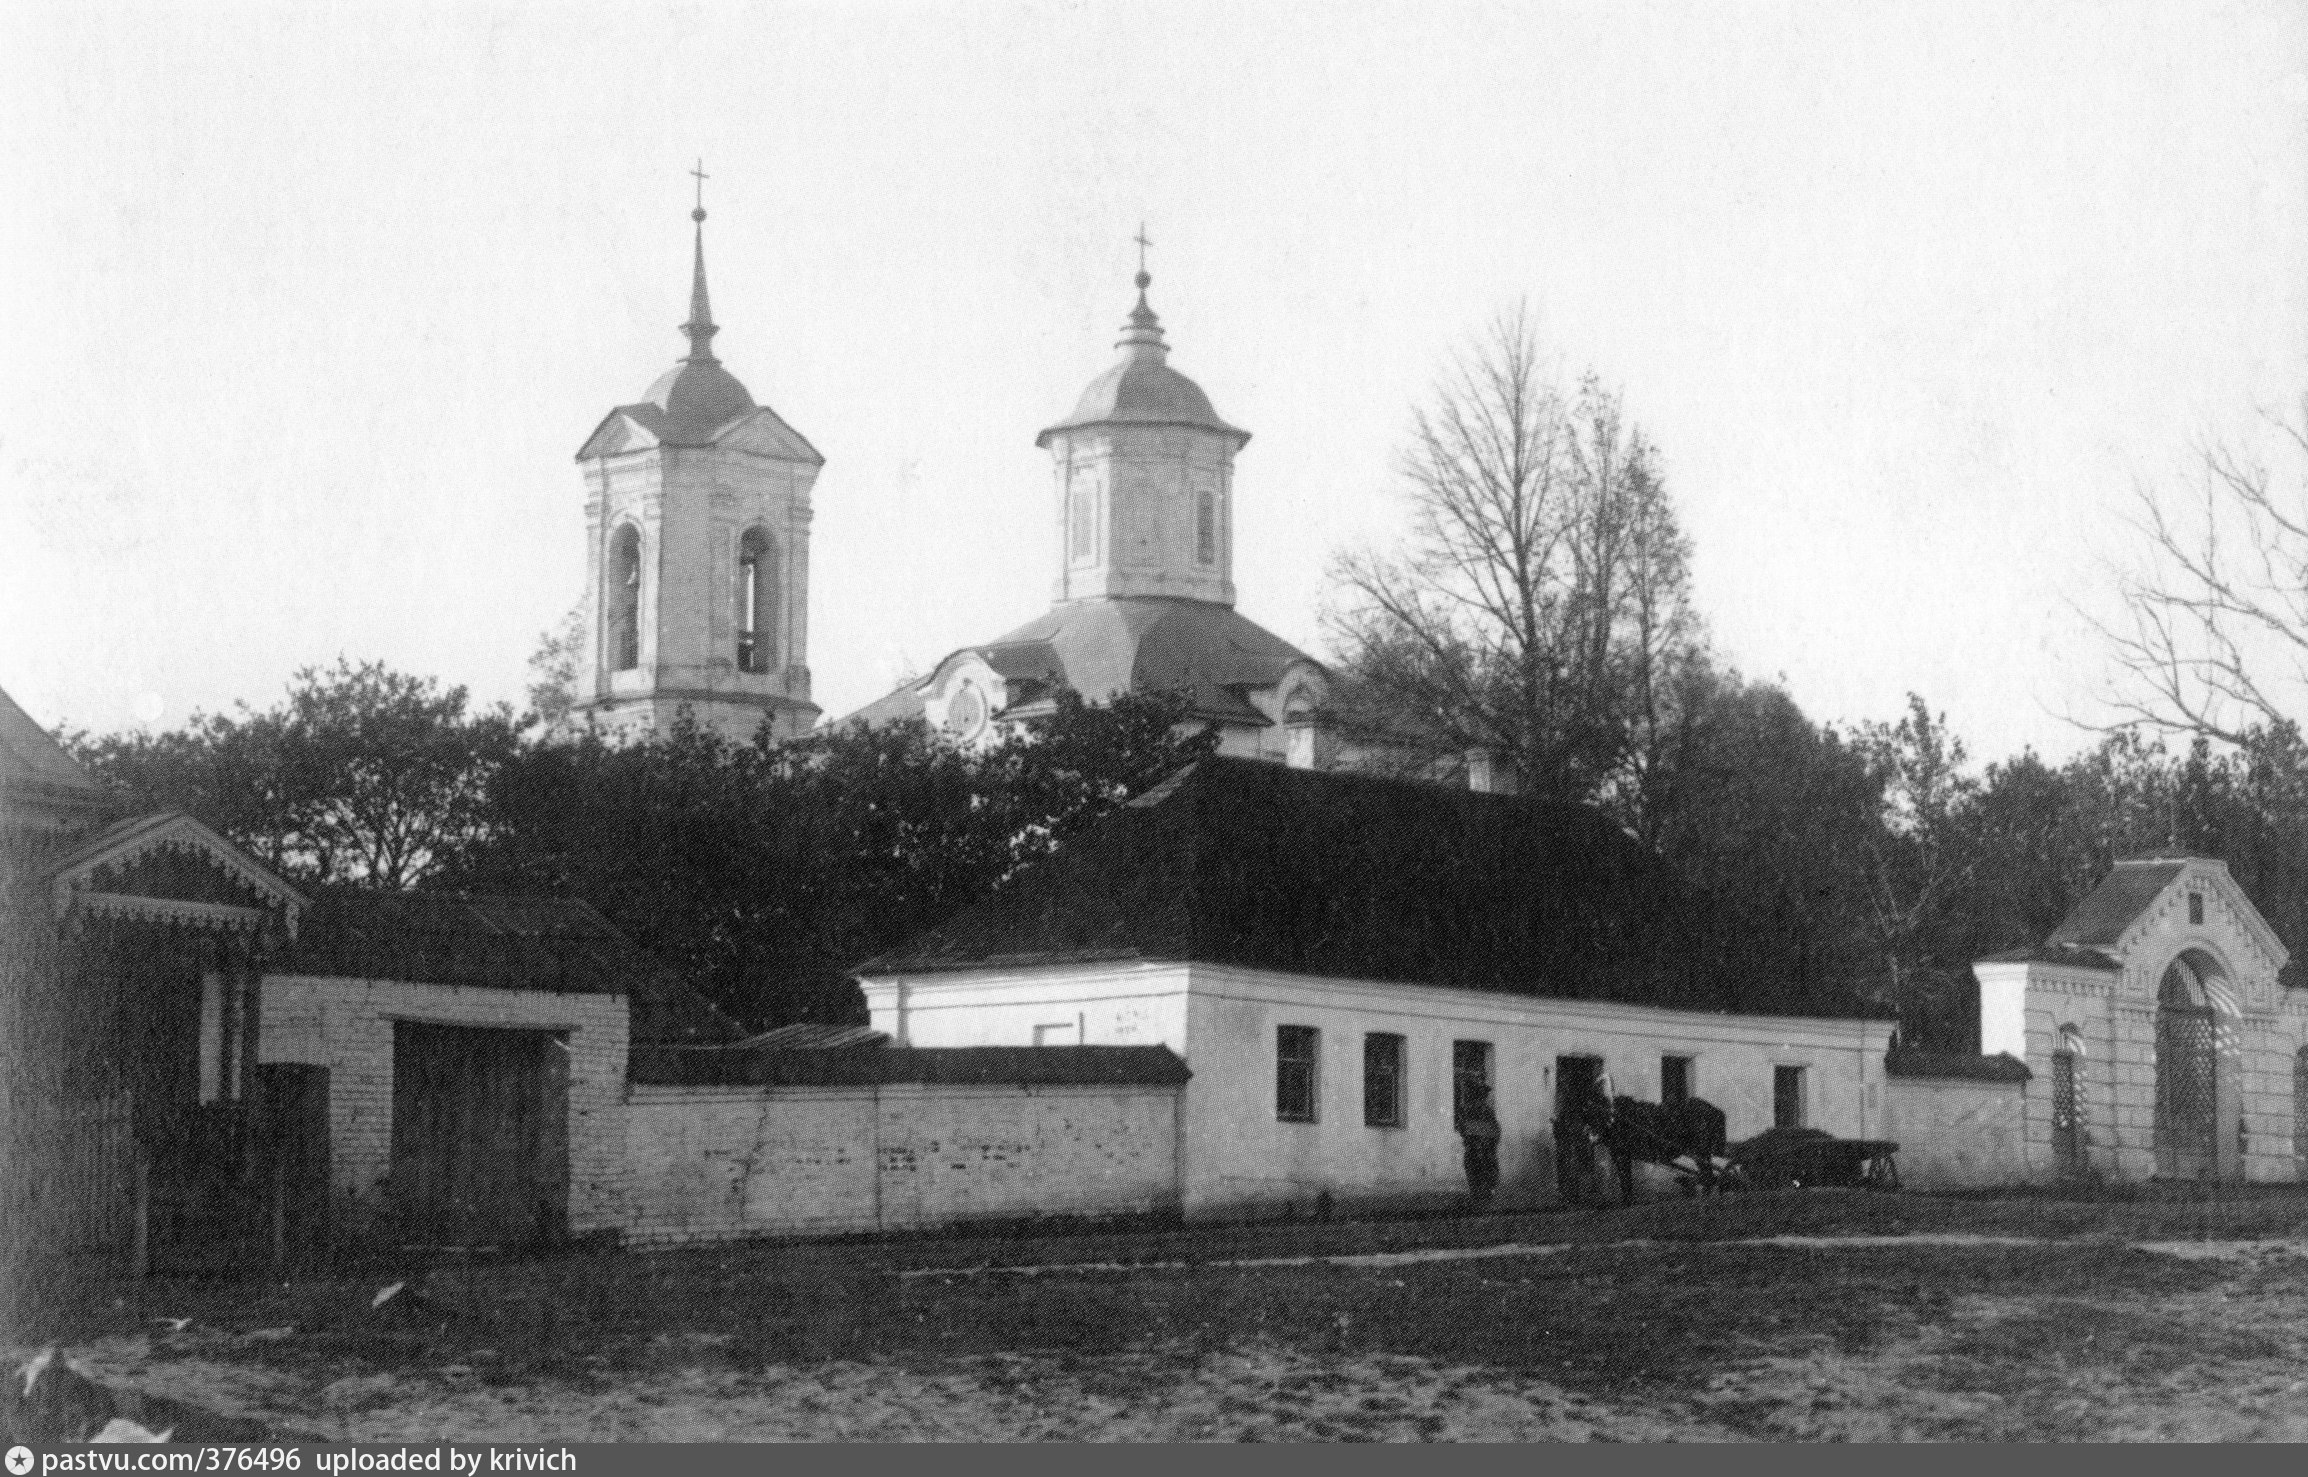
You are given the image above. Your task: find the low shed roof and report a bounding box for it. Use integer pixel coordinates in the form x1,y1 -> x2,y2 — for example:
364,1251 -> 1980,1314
271,890 -> 742,1047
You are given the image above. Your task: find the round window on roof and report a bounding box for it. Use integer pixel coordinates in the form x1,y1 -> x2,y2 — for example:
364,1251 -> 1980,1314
945,683 -> 988,742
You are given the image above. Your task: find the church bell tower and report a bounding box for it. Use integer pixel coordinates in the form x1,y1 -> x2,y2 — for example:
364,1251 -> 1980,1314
568,177 -> 824,745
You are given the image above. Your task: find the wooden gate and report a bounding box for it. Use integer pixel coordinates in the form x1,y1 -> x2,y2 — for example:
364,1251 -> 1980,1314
389,1023 -> 568,1248
2156,1004 -> 2218,1179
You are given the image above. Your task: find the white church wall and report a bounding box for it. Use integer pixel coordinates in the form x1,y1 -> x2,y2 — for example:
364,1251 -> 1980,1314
623,1079 -> 1182,1245
258,975 -> 631,1237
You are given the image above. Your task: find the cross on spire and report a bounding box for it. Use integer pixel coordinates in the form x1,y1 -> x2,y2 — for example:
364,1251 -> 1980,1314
690,159 -> 710,221
1133,222 -> 1153,287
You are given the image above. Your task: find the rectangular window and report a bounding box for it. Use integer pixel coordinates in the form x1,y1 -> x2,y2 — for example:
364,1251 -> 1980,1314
1196,488 -> 1217,565
1363,1033 -> 1406,1128
2189,892 -> 2205,925
1276,1025 -> 1319,1123
1661,1054 -> 1693,1108
1070,474 -> 1096,562
1773,1065 -> 1807,1129
1453,1040 -> 1495,1128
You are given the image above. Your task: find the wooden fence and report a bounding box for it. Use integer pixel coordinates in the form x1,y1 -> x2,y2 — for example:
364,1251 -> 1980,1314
1,1089 -> 136,1254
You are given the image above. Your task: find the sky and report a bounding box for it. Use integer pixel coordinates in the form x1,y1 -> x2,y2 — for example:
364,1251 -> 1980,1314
4,0 -> 2304,767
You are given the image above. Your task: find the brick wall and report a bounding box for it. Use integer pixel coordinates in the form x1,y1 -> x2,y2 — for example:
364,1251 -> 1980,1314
624,1080 -> 1181,1245
259,976 -> 630,1236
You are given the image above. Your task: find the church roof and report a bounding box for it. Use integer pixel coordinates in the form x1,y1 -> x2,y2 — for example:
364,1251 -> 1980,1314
844,597 -> 1319,731
1036,274 -> 1248,448
859,756 -> 1886,1022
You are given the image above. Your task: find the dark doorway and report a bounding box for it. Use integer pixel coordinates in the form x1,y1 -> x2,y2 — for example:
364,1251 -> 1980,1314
1555,1054 -> 1604,1121
389,1022 -> 569,1248
256,1063 -> 330,1260
1773,1065 -> 1807,1129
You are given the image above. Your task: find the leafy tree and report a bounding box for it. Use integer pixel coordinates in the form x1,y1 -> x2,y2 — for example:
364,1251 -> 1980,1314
1325,304 -> 1703,809
524,603 -> 586,730
440,688 -> 1216,1027
70,659 -> 518,888
1639,667 -> 1887,1006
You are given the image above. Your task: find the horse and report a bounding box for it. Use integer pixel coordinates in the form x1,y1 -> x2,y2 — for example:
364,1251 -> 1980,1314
1554,1091 -> 1729,1205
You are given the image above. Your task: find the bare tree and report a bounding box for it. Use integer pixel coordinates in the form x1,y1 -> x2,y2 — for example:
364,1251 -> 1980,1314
1324,303 -> 1702,809
2095,398 -> 2308,744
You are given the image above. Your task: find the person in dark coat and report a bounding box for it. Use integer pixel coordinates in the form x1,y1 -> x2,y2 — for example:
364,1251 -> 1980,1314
1460,1103 -> 1502,1207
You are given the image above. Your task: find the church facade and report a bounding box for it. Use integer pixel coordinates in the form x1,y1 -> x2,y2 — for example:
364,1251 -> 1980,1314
844,266 -> 1332,761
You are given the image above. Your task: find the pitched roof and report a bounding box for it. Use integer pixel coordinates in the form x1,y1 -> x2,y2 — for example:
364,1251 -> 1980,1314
2047,859 -> 2189,949
629,1042 -> 1189,1089
0,685 -> 111,830
270,889 -> 743,1046
902,597 -> 1318,727
860,756 -> 1884,1021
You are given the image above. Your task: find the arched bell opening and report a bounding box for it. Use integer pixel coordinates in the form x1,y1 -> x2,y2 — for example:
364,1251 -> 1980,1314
606,523 -> 643,674
2155,948 -> 2243,1180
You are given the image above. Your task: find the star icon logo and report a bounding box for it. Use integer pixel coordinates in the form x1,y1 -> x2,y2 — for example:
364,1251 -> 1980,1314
7,1443 -> 34,1474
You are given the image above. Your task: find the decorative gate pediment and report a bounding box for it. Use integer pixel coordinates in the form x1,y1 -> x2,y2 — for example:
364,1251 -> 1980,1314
48,810 -> 306,939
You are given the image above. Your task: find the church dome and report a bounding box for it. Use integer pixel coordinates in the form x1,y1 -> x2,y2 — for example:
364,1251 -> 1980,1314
1037,273 -> 1249,448
642,358 -> 756,444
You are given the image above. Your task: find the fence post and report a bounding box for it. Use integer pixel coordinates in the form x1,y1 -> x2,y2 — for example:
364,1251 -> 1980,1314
130,1149 -> 150,1280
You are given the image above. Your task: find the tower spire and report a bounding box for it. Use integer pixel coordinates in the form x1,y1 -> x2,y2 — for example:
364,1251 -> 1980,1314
1119,222 -> 1166,361
682,159 -> 719,365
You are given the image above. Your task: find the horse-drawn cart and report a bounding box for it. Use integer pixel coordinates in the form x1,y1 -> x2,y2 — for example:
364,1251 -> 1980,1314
1724,1127 -> 1901,1192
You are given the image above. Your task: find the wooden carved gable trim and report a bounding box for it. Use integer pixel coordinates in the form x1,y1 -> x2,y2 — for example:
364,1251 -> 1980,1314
50,810 -> 306,938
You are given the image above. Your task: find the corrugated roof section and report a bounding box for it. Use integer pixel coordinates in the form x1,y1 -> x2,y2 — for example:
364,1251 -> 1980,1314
629,1043 -> 1190,1088
737,1023 -> 890,1051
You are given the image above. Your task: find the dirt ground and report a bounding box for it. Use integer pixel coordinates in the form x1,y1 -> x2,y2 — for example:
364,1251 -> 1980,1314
16,1188 -> 2308,1442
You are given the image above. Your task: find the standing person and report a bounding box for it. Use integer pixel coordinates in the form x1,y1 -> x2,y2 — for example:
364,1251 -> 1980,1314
1460,1101 -> 1501,1208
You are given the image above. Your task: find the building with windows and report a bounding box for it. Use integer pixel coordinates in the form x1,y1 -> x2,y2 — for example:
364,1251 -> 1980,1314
567,201 -> 825,745
855,755 -> 1898,1216
843,267 -> 1332,761
1971,856 -> 2308,1184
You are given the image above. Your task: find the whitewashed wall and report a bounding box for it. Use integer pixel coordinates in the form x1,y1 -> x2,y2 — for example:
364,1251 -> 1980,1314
623,1080 -> 1182,1244
863,961 -> 1894,1218
1881,1074 -> 2028,1188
